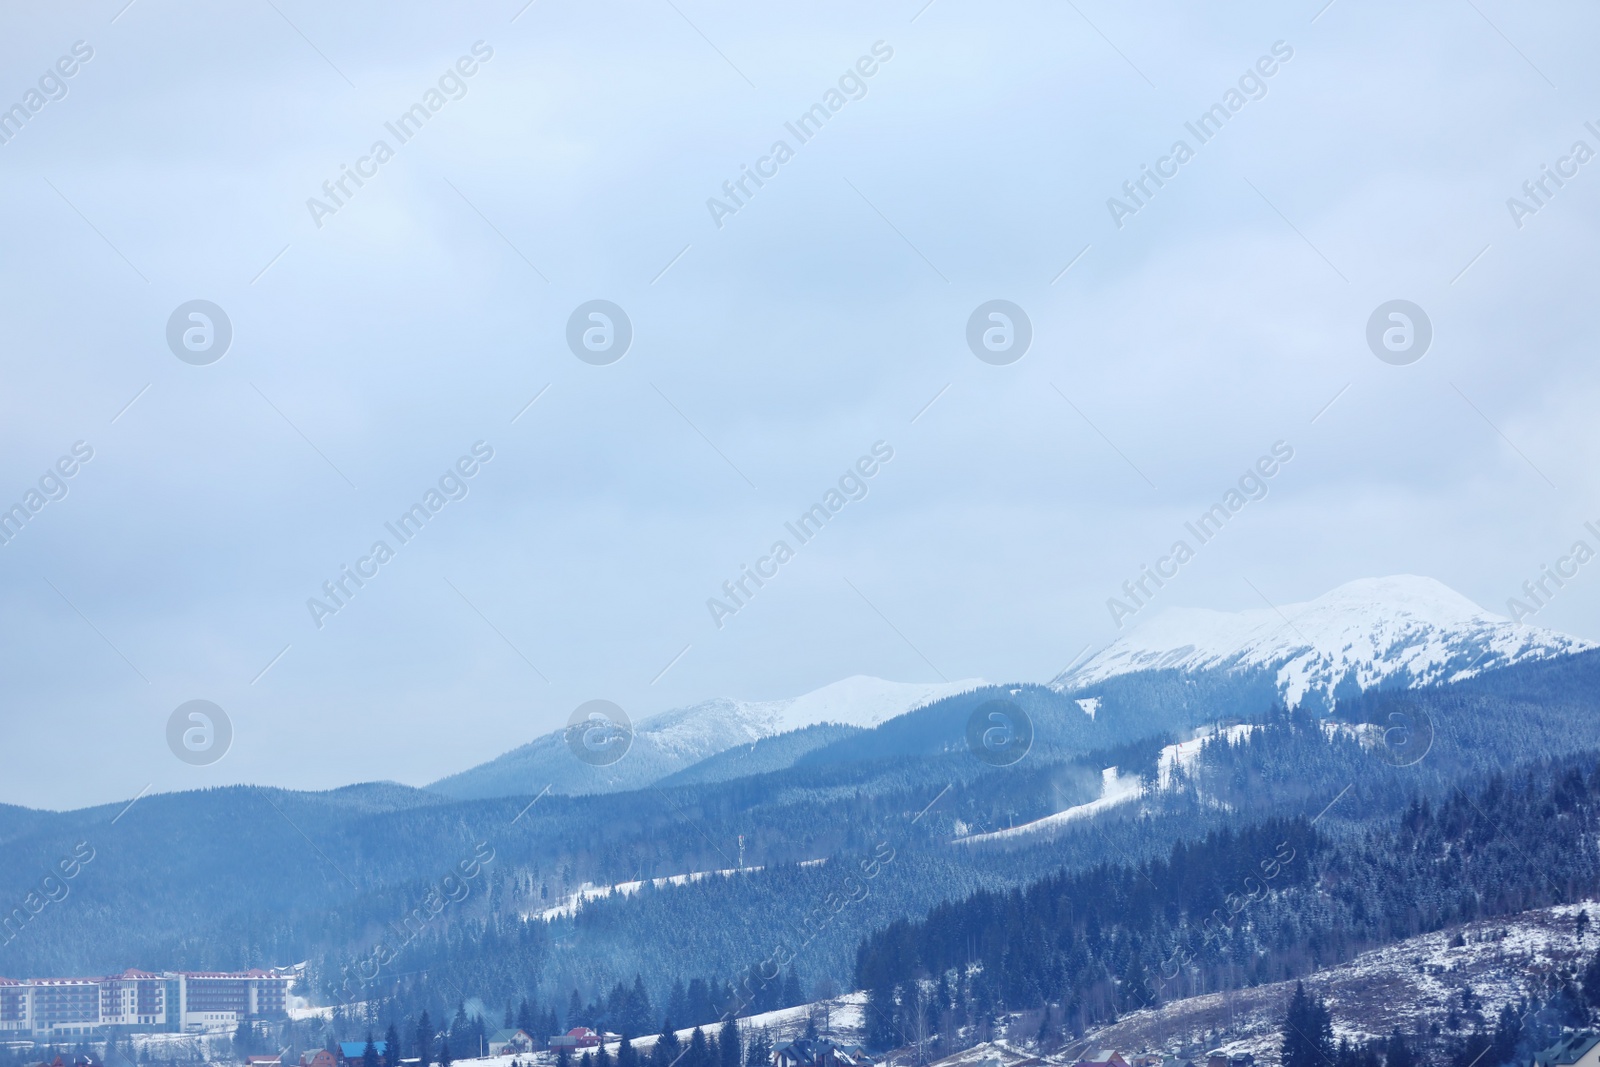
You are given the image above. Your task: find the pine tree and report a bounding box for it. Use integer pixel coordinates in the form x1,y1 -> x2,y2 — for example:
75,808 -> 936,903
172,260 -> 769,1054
1036,1006 -> 1055,1051
780,973 -> 802,1011
385,1024 -> 402,1067
667,983 -> 688,1030
719,1020 -> 741,1067
865,985 -> 899,1052
1282,983 -> 1333,1067
687,1029 -> 710,1067
744,1029 -> 771,1067
363,1032 -> 380,1067
568,992 -> 584,1031
416,1012 -> 434,1067
628,978 -> 654,1038
652,1023 -> 681,1067
1384,1032 -> 1415,1067
617,1038 -> 638,1067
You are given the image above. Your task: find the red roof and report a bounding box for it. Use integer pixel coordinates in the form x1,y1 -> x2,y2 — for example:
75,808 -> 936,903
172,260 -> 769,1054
568,1029 -> 597,1038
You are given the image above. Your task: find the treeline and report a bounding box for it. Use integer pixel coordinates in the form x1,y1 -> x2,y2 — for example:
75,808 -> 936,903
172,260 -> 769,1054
855,750 -> 1600,1050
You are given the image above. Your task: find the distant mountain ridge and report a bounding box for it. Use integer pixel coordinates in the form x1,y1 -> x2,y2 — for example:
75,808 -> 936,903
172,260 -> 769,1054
433,576 -> 1596,801
1052,574 -> 1592,710
7,576 -> 1600,1015
426,675 -> 984,799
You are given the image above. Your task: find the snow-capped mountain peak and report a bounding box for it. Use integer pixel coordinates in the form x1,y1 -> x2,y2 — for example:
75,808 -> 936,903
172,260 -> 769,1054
428,675 -> 983,799
1051,575 -> 1593,708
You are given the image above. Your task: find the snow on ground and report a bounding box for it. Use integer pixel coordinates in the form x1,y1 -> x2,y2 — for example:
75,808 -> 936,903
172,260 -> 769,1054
1068,901 -> 1598,1066
529,861 -> 826,921
957,768 -> 1142,843
925,1041 -> 1041,1067
1076,698 -> 1100,720
1158,724 -> 1256,790
618,992 -> 867,1053
458,993 -> 869,1067
956,724 -> 1256,844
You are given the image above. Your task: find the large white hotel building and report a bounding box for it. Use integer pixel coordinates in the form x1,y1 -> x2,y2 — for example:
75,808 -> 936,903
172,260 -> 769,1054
0,969 -> 290,1039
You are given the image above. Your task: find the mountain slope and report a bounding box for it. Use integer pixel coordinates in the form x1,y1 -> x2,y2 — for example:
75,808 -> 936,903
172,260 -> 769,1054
1069,899 -> 1595,1066
427,675 -> 983,799
1052,575 -> 1592,710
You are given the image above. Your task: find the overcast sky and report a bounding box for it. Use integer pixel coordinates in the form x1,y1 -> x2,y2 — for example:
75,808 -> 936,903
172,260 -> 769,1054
3,0 -> 1598,811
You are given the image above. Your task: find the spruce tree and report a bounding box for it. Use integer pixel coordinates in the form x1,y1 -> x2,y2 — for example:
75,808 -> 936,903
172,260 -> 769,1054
744,1030 -> 771,1067
667,983 -> 688,1030
416,1013 -> 434,1067
1282,983 -> 1333,1067
628,978 -> 654,1038
719,1020 -> 741,1067
385,1025 -> 402,1067
568,992 -> 584,1031
865,985 -> 899,1052
780,974 -> 802,1011
363,1032 -> 380,1067
653,1022 -> 681,1067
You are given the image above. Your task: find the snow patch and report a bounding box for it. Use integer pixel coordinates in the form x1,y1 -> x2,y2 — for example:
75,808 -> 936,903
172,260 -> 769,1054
957,767 -> 1142,843
1158,724 -> 1256,790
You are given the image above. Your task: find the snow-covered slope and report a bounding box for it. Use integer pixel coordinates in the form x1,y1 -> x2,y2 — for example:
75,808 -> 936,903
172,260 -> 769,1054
956,724 -> 1256,844
1053,575 -> 1592,709
428,676 -> 983,800
1073,900 -> 1597,1064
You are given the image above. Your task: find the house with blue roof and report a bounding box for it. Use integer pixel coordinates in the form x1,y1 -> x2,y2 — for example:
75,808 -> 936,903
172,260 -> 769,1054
1535,1034 -> 1600,1067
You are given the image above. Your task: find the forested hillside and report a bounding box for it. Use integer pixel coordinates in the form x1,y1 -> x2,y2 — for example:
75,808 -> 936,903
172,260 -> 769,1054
855,749 -> 1600,1049
6,653 -> 1600,1062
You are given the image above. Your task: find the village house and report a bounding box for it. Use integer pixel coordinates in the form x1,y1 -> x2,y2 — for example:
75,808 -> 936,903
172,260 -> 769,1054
1071,1052 -> 1130,1067
1535,1033 -> 1600,1067
300,1051 -> 336,1067
489,1029 -> 536,1057
548,1028 -> 601,1050
772,1037 -> 876,1067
